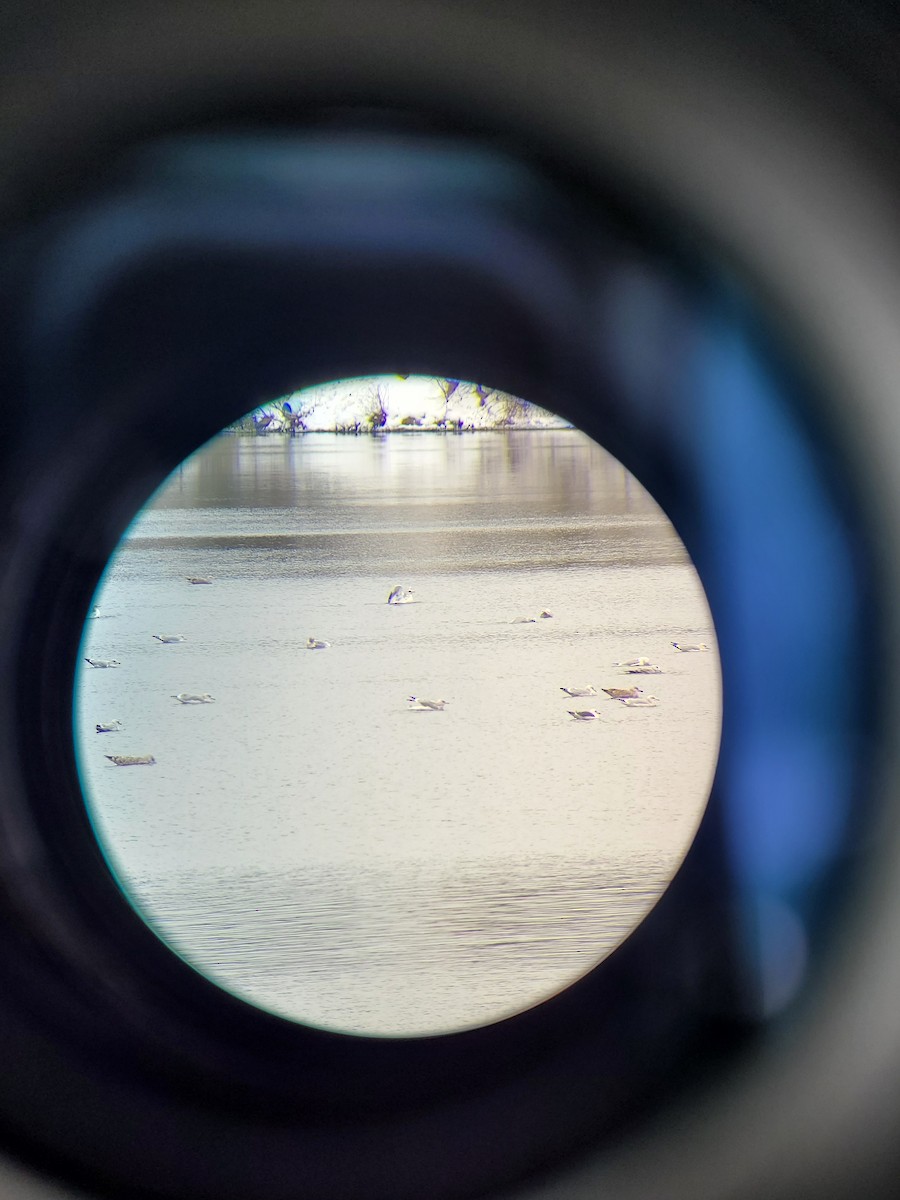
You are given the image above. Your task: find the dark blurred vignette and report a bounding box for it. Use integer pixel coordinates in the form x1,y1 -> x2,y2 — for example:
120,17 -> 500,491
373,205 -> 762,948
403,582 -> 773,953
2,4 -> 900,1200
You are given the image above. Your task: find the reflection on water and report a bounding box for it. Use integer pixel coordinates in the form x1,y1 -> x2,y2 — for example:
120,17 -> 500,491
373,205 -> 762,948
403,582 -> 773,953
76,430 -> 720,1036
137,859 -> 667,1035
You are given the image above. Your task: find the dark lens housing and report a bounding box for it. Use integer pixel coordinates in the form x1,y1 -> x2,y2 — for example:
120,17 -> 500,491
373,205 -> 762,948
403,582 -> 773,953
0,5 -> 899,1199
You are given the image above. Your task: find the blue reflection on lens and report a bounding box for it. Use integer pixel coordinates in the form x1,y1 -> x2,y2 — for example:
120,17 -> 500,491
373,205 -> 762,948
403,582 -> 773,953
604,257 -> 866,1014
687,306 -> 862,1007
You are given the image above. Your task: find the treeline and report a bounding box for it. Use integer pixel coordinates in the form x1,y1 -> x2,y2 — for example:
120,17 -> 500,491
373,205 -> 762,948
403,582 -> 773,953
227,377 -> 556,434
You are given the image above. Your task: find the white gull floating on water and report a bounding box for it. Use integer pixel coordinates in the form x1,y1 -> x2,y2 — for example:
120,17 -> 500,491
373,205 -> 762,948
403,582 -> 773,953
105,755 -> 155,766
617,695 -> 660,707
153,634 -> 186,643
568,709 -> 601,721
85,658 -> 120,669
96,720 -> 123,733
388,586 -> 415,605
560,685 -> 597,698
408,696 -> 447,711
306,637 -> 330,649
672,641 -> 710,652
172,693 -> 215,704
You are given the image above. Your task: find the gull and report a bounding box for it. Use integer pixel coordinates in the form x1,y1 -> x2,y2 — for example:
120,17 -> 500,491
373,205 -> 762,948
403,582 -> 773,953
560,685 -> 597,698
602,686 -> 643,699
153,634 -> 186,643
626,664 -> 663,675
672,641 -> 710,652
512,616 -> 536,624
96,720 -> 123,733
539,611 -> 554,619
306,637 -> 330,649
568,709 -> 601,721
172,693 -> 215,704
88,606 -> 101,619
408,696 -> 447,711
105,755 -> 155,766
85,658 -> 120,668
388,586 -> 415,604
614,656 -> 653,667
617,695 -> 660,707
186,577 -> 212,585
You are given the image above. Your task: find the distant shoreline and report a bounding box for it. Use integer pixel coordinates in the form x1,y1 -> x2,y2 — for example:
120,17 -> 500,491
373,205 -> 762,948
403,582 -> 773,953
223,423 -> 575,436
226,376 -> 571,437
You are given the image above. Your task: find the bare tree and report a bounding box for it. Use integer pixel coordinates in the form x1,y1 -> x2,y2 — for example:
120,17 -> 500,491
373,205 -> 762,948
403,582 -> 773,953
279,396 -> 313,436
230,391 -> 319,435
434,377 -> 460,401
481,388 -> 532,425
429,377 -> 459,428
361,381 -> 390,431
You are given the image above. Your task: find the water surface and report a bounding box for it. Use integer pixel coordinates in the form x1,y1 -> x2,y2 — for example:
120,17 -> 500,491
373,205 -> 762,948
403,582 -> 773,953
76,430 -> 720,1035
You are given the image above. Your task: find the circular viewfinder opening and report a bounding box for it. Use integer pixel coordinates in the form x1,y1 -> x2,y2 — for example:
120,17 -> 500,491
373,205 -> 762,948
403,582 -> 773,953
74,376 -> 720,1037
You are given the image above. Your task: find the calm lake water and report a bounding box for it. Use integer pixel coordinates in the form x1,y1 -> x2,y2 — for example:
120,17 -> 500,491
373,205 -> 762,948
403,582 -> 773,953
75,430 -> 720,1036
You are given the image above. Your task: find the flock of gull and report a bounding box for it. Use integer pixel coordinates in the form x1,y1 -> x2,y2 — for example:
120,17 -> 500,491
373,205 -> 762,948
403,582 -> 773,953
560,645 -> 711,720
308,585 -> 710,720
85,577 -> 218,766
85,576 -> 711,764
